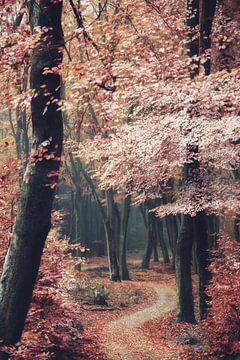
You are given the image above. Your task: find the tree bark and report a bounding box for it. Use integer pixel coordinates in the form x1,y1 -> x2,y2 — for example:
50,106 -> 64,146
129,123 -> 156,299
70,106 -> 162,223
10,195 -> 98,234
200,0 -> 217,75
156,218 -> 170,264
165,215 -> 178,269
175,214 -> 196,323
106,189 -> 120,281
152,230 -> 159,263
218,0 -> 240,71
186,0 -> 200,78
194,212 -> 211,320
233,170 -> 240,242
119,195 -> 131,280
0,0 -> 63,344
142,211 -> 154,269
207,213 -> 219,248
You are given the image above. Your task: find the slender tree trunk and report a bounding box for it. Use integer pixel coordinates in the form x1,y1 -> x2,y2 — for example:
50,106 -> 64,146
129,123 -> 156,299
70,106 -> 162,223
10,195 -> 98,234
192,239 -> 198,274
142,212 -> 154,269
233,170 -> 240,242
152,235 -> 159,262
152,217 -> 159,262
74,188 -> 82,244
70,187 -> 75,243
119,195 -> 131,280
114,201 -> 121,260
0,0 -> 63,345
156,218 -> 170,264
207,214 -> 219,248
165,215 -> 178,268
106,189 -> 120,281
175,214 -> 196,323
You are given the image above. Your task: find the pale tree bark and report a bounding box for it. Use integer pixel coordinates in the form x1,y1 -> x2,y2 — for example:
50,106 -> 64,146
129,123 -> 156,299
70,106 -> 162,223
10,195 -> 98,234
0,0 -> 64,344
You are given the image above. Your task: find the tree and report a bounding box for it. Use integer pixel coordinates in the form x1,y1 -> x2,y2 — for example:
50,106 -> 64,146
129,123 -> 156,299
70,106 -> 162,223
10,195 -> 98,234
78,1 -> 240,322
0,0 -> 64,344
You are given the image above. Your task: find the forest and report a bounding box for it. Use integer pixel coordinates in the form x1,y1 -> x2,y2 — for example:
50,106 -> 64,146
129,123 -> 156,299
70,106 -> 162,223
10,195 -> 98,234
0,0 -> 240,359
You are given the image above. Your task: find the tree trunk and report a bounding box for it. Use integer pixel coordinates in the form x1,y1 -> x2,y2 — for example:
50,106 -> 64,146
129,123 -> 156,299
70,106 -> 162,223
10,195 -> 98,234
175,214 -> 196,323
234,214 -> 240,242
151,217 -> 159,262
74,188 -> 82,244
106,189 -> 120,281
218,0 -> 240,71
119,195 -> 131,280
192,239 -> 198,274
200,0 -> 217,75
156,218 -> 170,264
165,215 -> 178,268
186,0 -> 200,78
142,212 -> 153,269
194,212 -> 211,320
0,0 -> 63,345
207,214 -> 219,248
70,188 -> 75,243
233,170 -> 240,242
152,231 -> 159,263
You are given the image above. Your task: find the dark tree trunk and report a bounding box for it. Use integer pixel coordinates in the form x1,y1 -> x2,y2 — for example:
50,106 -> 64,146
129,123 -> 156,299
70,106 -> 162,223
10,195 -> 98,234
165,215 -> 178,269
207,214 -> 219,248
152,228 -> 159,263
175,0 -> 216,325
194,212 -> 211,320
106,189 -> 120,281
74,188 -> 82,244
218,0 -> 240,71
156,218 -> 170,264
114,201 -> 121,260
234,215 -> 240,242
16,66 -> 30,161
119,195 -> 131,280
0,0 -> 63,345
233,170 -> 240,242
142,212 -> 154,269
175,145 -> 200,324
175,214 -> 196,323
200,0 -> 217,75
192,239 -> 198,274
186,0 -> 200,78
70,187 -> 75,243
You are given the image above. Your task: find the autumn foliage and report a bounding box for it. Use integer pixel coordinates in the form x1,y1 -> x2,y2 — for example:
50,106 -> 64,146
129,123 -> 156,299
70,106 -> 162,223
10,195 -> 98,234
204,237 -> 240,357
0,159 -> 103,359
0,0 -> 240,358
0,156 -> 19,263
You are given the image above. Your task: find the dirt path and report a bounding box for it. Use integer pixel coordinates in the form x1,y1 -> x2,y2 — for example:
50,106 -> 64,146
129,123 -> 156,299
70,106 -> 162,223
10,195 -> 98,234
103,285 -> 176,360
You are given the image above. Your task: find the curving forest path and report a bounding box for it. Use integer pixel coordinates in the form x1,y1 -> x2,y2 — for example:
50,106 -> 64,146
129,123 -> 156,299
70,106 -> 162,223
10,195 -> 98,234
102,285 -> 177,360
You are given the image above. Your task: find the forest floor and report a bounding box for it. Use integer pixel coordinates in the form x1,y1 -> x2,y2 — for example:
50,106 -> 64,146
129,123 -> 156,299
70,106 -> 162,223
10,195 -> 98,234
63,254 -> 218,360
4,252 -> 219,359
